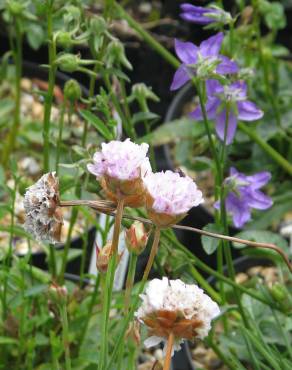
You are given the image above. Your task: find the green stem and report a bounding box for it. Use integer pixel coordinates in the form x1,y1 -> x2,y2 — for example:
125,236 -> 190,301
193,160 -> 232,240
59,302 -> 71,370
124,253 -> 138,313
55,98 -> 66,174
49,245 -> 57,279
99,198 -> 124,370
43,1 -> 57,172
238,122 -> 292,176
114,2 -> 180,69
2,19 -> 22,166
188,264 -> 221,303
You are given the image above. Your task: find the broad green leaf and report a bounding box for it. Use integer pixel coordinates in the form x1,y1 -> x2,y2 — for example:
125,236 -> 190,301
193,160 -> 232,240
233,230 -> 288,251
79,110 -> 113,140
201,223 -> 222,255
138,118 -> 205,146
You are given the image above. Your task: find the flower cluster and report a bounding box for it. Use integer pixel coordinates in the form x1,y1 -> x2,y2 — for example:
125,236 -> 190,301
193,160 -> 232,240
217,168 -> 273,228
88,139 -> 203,225
135,277 -> 220,355
191,79 -> 263,144
24,172 -> 63,243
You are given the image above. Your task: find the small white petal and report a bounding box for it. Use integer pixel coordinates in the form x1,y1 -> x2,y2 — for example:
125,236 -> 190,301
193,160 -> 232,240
144,336 -> 163,348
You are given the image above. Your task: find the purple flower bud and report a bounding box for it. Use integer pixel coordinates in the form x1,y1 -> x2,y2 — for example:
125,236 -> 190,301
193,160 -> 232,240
180,4 -> 231,26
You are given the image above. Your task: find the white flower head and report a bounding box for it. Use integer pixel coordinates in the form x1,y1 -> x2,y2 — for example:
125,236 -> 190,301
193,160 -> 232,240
24,172 -> 63,243
87,139 -> 150,181
135,277 -> 220,356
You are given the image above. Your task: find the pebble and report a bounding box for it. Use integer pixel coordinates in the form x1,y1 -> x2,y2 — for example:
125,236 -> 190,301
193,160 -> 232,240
247,265 -> 263,276
235,272 -> 249,284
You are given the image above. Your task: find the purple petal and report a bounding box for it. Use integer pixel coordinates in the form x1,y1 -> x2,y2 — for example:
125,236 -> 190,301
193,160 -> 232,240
199,32 -> 224,58
229,167 -> 239,177
174,39 -> 198,64
246,190 -> 273,210
170,65 -> 190,91
215,110 -> 238,145
226,192 -> 251,228
190,97 -> 220,120
230,80 -> 247,98
216,56 -> 238,74
180,13 -> 213,24
206,79 -> 223,96
246,171 -> 272,189
237,101 -> 264,121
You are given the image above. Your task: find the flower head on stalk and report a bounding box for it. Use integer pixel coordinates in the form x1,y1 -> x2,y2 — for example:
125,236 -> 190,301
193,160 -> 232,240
135,277 -> 220,356
191,79 -> 264,144
216,167 -> 273,228
143,170 -> 203,227
87,139 -> 151,207
170,32 -> 238,91
180,3 -> 232,27
24,172 -> 63,243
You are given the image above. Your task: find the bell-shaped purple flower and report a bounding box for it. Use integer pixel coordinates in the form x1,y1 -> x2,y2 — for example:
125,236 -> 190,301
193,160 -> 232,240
170,33 -> 238,91
180,4 -> 231,25
191,79 -> 263,144
216,167 -> 273,228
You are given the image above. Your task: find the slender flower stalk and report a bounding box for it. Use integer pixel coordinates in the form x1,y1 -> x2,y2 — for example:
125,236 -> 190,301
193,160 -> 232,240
55,98 -> 66,174
59,302 -> 71,370
163,332 -> 174,370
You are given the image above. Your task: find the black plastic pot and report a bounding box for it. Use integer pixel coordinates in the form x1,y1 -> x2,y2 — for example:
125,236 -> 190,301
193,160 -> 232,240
183,255 -> 272,369
164,82 -> 241,270
13,61 -> 96,275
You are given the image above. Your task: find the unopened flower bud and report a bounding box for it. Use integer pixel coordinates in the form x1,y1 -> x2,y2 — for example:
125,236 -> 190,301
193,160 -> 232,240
105,40 -> 132,70
64,79 -> 82,102
96,241 -> 124,274
57,32 -> 73,48
56,53 -> 80,73
48,282 -> 68,305
270,282 -> 286,302
125,221 -> 149,255
7,1 -> 24,16
96,241 -> 112,273
90,16 -> 107,35
126,321 -> 141,346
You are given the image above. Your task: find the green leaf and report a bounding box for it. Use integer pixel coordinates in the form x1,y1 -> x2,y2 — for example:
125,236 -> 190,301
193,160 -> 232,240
201,223 -> 221,255
132,112 -> 160,125
233,230 -> 288,250
79,110 -> 113,140
0,337 -> 18,345
26,24 -> 45,50
138,118 -> 205,146
24,284 -> 48,298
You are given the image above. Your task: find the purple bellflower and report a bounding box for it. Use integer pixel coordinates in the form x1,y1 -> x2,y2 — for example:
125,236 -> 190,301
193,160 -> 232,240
170,32 -> 238,91
216,167 -> 273,228
191,79 -> 263,144
180,3 -> 231,25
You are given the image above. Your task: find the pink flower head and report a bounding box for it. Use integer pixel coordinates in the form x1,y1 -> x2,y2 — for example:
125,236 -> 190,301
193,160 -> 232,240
144,170 -> 203,226
87,139 -> 150,181
87,139 -> 151,207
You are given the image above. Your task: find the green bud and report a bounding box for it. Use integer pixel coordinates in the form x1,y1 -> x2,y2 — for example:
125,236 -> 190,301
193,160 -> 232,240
57,32 -> 73,48
270,282 -> 286,302
56,53 -> 79,73
105,40 -> 132,70
7,0 -> 24,16
64,79 -> 82,102
90,16 -> 107,35
66,5 -> 81,20
132,83 -> 159,103
48,283 -> 68,305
